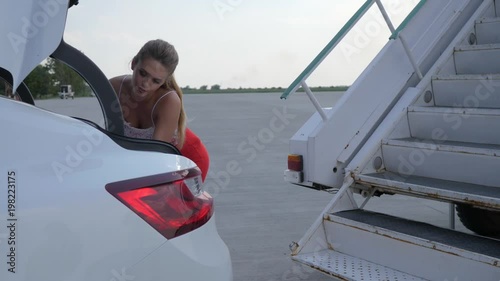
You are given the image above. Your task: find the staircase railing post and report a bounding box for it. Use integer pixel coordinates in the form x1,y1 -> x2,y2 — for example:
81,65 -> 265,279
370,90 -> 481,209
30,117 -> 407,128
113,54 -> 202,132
301,81 -> 328,121
375,0 -> 424,80
449,203 -> 456,229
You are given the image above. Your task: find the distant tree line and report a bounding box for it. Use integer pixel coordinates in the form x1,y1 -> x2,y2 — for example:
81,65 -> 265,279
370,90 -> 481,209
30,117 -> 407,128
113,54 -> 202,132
182,84 -> 349,94
1,58 -> 91,99
1,62 -> 348,99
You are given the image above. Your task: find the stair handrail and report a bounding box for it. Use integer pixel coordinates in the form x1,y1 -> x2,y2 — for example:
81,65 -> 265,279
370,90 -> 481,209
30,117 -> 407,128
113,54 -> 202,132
389,0 -> 428,40
280,0 -> 427,120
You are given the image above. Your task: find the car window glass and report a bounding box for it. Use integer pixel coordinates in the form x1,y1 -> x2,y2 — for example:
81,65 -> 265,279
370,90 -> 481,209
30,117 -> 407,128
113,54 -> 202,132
18,61 -> 106,128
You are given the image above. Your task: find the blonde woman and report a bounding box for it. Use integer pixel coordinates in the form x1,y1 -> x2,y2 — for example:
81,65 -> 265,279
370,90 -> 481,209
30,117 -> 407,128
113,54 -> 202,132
110,39 -> 209,181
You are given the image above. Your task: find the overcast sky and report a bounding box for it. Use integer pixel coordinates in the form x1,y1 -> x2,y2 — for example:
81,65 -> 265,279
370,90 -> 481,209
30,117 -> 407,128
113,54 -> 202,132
63,0 -> 419,89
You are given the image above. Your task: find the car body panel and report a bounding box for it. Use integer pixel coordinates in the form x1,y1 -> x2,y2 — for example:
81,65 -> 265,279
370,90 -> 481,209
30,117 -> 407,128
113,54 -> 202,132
0,98 -> 232,280
128,216 -> 233,281
0,0 -> 68,91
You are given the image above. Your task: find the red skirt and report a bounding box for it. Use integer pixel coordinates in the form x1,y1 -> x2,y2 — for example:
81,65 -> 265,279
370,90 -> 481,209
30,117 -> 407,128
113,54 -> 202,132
180,127 -> 210,182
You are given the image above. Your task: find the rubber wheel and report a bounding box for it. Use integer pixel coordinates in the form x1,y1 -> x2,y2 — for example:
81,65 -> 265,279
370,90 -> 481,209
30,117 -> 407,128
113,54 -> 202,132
456,204 -> 500,237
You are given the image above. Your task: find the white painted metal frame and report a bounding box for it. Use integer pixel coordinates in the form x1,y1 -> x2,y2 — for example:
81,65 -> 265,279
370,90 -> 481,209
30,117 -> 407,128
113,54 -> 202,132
347,0 -> 493,192
349,0 -> 494,232
291,0 -> 494,264
375,0 -> 424,79
323,213 -> 500,280
301,81 -> 328,121
288,0 -> 475,190
282,0 -> 425,111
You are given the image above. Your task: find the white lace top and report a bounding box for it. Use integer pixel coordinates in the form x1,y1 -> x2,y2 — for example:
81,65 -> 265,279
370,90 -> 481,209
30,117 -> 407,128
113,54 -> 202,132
118,76 -> 178,145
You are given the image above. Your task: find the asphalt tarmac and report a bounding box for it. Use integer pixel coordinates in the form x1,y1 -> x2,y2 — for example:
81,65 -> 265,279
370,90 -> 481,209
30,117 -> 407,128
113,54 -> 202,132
37,92 -> 467,281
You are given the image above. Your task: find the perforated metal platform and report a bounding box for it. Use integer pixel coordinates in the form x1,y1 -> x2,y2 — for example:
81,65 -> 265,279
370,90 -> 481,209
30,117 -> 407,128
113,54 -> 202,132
293,250 -> 427,281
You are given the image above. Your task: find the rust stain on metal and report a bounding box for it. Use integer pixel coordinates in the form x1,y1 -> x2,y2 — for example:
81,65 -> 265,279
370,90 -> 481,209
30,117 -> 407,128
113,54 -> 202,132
425,192 -> 441,199
379,232 -> 500,267
380,233 -> 460,256
332,219 -> 458,257
461,197 -> 497,209
353,180 -> 498,209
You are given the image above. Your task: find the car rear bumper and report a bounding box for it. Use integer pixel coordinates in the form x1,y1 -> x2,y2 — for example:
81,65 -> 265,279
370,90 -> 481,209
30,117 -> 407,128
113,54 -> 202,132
128,215 -> 233,281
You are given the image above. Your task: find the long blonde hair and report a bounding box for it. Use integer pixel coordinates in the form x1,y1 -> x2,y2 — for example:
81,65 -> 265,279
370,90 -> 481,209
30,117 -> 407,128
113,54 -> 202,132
133,39 -> 186,148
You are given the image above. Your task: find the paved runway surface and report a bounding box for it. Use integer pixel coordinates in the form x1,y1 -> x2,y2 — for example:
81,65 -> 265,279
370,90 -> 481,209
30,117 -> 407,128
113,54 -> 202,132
37,92 -> 468,281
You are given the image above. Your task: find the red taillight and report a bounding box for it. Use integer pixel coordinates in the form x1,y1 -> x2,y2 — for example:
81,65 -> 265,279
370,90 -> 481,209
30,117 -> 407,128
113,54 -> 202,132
288,154 -> 303,171
106,168 -> 213,239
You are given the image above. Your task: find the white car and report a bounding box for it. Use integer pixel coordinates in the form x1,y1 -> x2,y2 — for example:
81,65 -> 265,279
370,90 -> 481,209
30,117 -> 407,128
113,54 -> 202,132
0,1 -> 232,280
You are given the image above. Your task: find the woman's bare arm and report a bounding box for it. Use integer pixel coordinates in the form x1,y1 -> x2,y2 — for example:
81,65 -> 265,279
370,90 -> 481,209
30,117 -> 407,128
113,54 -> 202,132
152,92 -> 181,144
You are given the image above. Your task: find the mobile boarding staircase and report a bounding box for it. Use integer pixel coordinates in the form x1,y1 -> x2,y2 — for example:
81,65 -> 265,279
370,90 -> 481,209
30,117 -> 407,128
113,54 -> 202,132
283,0 -> 500,280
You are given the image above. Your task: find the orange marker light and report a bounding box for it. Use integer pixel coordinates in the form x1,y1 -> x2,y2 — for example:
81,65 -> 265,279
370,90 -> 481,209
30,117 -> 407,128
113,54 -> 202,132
288,154 -> 303,171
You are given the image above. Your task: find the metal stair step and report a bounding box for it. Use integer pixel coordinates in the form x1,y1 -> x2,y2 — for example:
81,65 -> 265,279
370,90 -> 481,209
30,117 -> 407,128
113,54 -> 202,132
356,171 -> 500,209
475,17 -> 500,44
381,138 -> 500,187
383,137 -> 500,157
331,210 -> 500,260
454,43 -> 500,74
408,106 -> 500,145
317,210 -> 500,280
293,250 -> 427,281
431,74 -> 500,108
